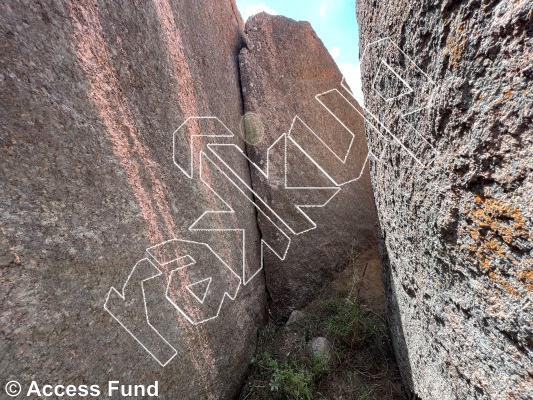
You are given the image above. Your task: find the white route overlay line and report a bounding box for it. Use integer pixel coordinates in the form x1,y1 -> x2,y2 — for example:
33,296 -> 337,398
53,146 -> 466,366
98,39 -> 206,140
198,149 -> 291,285
362,37 -> 436,87
285,81 -> 374,186
172,116 -> 283,286
311,85 -> 372,184
172,116 -> 235,179
352,37 -> 440,167
337,82 -> 389,162
145,238 -> 241,325
286,117 -> 369,187
105,79 -> 378,365
207,137 -> 340,237
311,100 -> 356,164
153,239 -> 242,326
104,258 -> 178,367
372,59 -> 414,103
186,277 -> 212,304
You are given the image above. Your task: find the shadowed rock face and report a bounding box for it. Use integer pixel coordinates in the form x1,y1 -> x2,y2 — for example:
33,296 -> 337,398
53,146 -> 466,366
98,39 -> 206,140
239,13 -> 378,319
357,0 -> 533,398
0,1 -> 265,398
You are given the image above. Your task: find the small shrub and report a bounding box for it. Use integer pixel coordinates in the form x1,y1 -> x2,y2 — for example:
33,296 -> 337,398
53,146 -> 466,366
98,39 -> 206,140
321,299 -> 379,348
310,354 -> 330,375
240,282 -> 400,400
258,353 -> 314,400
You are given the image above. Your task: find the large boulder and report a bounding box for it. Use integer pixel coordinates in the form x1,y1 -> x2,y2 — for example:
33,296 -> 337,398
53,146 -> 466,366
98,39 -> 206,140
357,0 -> 533,398
238,13 -> 378,319
0,1 -> 265,398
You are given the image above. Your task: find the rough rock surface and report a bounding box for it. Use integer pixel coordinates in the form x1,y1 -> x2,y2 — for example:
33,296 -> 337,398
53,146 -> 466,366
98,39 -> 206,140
307,336 -> 333,363
286,309 -> 307,326
239,13 -> 378,319
0,1 -> 265,399
357,0 -> 533,398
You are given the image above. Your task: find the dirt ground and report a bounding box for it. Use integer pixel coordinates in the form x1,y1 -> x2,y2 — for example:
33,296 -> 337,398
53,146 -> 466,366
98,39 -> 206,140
239,247 -> 408,400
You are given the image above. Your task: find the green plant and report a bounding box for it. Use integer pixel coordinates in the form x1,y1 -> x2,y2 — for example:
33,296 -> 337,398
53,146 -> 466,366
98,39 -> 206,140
321,299 -> 380,347
346,241 -> 362,299
310,354 -> 330,375
304,327 -> 311,343
240,250 -> 403,400
356,388 -> 375,400
259,353 -> 314,400
331,345 -> 349,364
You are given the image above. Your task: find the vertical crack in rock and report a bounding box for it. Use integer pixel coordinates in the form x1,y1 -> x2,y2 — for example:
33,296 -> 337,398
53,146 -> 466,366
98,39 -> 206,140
238,12 -> 378,319
0,1 -> 265,399
235,18 -> 273,319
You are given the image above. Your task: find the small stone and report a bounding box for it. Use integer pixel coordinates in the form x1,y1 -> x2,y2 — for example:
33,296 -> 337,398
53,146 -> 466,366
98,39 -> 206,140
307,337 -> 332,363
240,112 -> 265,145
285,310 -> 306,326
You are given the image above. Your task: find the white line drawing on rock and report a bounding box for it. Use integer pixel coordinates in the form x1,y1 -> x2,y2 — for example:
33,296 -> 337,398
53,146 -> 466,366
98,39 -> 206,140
372,60 -> 414,102
105,48 -> 438,364
144,237 -> 242,326
105,89 -> 372,365
358,37 -> 440,167
207,137 -> 340,236
186,277 -> 212,304
173,116 -> 235,179
160,239 -> 242,325
198,147 -> 291,284
104,258 -> 178,367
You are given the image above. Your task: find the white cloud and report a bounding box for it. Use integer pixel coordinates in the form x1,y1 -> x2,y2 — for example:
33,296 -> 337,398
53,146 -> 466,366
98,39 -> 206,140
329,47 -> 341,59
338,63 -> 364,106
319,3 -> 328,17
244,3 -> 278,20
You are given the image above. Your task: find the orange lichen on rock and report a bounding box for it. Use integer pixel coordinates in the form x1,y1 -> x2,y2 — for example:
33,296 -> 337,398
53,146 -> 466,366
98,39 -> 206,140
489,271 -> 519,297
444,22 -> 468,68
518,265 -> 533,292
503,87 -> 513,99
463,193 -> 532,295
470,194 -> 530,246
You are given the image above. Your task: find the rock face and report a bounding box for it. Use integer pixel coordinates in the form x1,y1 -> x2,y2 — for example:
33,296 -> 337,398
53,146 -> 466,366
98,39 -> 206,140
1,1 -> 265,398
239,13 -> 378,319
358,0 -> 533,398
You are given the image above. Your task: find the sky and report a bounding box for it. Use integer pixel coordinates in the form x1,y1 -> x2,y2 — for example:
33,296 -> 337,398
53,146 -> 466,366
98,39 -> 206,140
235,0 -> 363,104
